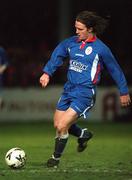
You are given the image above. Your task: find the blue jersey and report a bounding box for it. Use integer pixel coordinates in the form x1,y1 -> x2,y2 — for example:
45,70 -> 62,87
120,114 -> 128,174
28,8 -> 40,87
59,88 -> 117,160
0,47 -> 9,87
0,47 -> 8,66
43,36 -> 128,95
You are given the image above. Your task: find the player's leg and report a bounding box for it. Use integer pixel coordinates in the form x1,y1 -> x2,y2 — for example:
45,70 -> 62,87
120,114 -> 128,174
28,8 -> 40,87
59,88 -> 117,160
68,123 -> 93,152
77,128 -> 93,152
69,96 -> 95,152
46,108 -> 78,168
68,123 -> 82,137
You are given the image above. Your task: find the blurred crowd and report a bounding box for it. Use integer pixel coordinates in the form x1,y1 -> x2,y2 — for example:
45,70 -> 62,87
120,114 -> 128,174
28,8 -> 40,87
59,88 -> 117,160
2,45 -> 132,88
3,43 -> 50,87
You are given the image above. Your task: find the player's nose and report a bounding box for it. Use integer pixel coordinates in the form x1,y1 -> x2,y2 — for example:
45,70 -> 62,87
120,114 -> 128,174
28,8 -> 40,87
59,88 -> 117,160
76,29 -> 79,34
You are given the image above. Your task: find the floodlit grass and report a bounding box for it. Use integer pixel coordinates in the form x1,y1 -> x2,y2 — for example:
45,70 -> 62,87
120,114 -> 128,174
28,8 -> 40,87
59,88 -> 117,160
0,121 -> 132,180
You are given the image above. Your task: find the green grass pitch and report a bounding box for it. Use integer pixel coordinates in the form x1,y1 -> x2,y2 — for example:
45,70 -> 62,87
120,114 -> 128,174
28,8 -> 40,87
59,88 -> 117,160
0,121 -> 132,180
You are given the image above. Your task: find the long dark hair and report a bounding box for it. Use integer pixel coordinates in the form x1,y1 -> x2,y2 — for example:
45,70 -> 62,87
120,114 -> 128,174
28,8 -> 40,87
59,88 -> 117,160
76,11 -> 108,35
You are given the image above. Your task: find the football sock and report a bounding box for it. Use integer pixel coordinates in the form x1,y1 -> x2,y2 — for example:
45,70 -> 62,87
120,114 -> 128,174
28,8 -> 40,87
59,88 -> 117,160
68,124 -> 82,137
79,128 -> 88,138
53,133 -> 69,159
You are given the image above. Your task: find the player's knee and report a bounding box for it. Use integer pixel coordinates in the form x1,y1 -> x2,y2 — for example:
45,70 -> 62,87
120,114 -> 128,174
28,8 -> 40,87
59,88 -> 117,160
56,123 -> 67,134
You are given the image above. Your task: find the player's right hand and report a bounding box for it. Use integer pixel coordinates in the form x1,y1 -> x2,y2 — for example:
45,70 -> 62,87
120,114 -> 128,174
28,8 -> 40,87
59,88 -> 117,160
120,94 -> 131,107
39,73 -> 50,88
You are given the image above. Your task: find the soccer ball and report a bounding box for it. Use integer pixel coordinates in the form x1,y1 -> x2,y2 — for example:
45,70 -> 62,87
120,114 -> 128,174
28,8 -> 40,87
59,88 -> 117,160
5,147 -> 26,169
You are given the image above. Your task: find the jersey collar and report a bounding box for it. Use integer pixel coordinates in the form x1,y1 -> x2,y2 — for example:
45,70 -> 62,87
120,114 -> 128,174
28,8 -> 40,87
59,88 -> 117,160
78,36 -> 97,49
77,35 -> 97,43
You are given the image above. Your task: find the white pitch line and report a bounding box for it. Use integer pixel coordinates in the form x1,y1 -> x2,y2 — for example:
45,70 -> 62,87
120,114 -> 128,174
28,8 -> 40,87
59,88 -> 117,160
1,168 -> 131,174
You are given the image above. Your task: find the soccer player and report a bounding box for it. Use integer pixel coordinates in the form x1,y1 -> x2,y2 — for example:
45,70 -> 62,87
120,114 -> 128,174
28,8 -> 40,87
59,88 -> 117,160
0,47 -> 9,108
39,11 -> 131,168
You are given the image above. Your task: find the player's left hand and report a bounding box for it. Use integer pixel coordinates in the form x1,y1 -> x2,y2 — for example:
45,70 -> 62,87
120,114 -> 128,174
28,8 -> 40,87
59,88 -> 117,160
120,94 -> 131,107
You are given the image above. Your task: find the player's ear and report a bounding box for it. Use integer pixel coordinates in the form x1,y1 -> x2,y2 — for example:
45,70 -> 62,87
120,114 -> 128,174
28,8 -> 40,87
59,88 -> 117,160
88,27 -> 93,33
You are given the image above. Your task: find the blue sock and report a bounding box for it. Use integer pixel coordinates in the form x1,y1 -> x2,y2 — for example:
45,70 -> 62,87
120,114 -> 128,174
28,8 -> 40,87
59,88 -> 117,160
68,124 -> 82,137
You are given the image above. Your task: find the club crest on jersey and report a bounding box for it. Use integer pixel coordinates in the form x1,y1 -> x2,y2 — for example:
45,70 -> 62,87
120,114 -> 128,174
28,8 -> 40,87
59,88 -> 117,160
85,46 -> 93,55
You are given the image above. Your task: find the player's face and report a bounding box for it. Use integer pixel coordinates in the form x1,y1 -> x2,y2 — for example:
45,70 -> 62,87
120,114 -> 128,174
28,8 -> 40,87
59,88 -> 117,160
75,20 -> 92,41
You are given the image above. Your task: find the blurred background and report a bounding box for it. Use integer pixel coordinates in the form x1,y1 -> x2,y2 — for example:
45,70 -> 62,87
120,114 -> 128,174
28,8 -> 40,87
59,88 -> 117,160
0,0 -> 132,122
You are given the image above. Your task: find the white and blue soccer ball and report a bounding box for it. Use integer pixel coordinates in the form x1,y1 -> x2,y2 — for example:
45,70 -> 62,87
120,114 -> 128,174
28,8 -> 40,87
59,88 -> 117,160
5,147 -> 26,169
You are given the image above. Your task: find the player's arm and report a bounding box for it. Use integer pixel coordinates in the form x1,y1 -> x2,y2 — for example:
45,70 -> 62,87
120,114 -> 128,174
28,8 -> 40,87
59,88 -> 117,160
0,47 -> 9,74
39,39 -> 69,88
43,39 -> 69,76
0,64 -> 7,74
101,47 -> 131,107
